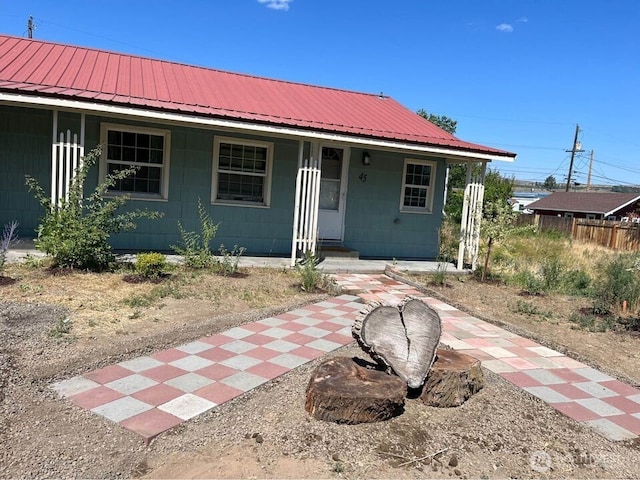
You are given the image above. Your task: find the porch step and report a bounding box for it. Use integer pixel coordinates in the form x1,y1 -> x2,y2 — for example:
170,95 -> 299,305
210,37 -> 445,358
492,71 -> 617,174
318,245 -> 360,259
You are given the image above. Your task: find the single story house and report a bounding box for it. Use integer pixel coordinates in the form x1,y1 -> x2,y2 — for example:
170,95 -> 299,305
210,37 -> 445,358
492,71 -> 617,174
0,34 -> 515,267
510,191 -> 550,214
528,192 -> 640,221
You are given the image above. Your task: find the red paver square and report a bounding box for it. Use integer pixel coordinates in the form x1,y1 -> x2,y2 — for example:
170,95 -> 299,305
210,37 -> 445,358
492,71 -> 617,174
553,402 -> 601,422
333,304 -> 359,313
303,304 -> 326,312
150,348 -> 189,363
275,321 -> 306,332
244,346 -> 282,361
548,383 -> 592,400
547,368 -> 591,384
247,361 -> 291,380
501,357 -> 538,370
195,382 -> 244,405
505,346 -> 541,358
602,396 -> 640,415
462,349 -> 495,361
84,365 -> 132,385
242,333 -> 278,346
120,408 -> 182,441
240,322 -> 270,333
509,336 -> 540,347
323,332 -> 354,345
290,345 -> 326,360
68,385 -> 123,410
274,312 -> 299,321
132,383 -> 184,406
315,321 -> 343,332
500,372 -> 544,388
599,380 -> 640,397
464,338 -> 500,348
309,312 -> 334,321
196,348 -> 236,362
143,364 -> 189,383
607,414 -> 640,434
282,332 -> 316,345
200,333 -> 236,347
195,363 -> 239,381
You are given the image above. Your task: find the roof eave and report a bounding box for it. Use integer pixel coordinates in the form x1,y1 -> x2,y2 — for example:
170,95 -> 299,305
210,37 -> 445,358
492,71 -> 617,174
0,91 -> 516,162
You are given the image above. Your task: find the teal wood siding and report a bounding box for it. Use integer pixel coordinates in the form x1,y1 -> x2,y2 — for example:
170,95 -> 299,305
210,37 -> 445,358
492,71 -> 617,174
343,148 -> 445,259
0,106 -> 51,237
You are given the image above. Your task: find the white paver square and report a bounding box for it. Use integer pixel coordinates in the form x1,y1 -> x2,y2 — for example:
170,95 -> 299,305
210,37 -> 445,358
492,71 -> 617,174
300,327 -> 331,338
583,418 -> 637,441
481,346 -> 518,359
292,317 -> 322,326
165,373 -> 215,392
441,339 -> 475,350
263,339 -> 299,353
322,308 -> 349,317
257,317 -> 287,327
523,386 -> 571,404
223,327 -> 254,339
269,353 -> 309,369
92,396 -> 152,423
262,327 -> 295,339
628,394 -> 640,405
287,309 -> 313,317
576,398 -> 625,417
526,346 -> 564,357
169,355 -> 214,372
158,393 -> 216,420
574,368 -> 615,383
105,374 -> 158,395
118,356 -> 164,373
220,355 -> 263,371
51,376 -> 100,398
220,340 -> 258,354
573,382 -> 619,399
306,338 -> 342,352
481,360 -> 518,373
176,341 -> 215,354
221,371 -> 268,391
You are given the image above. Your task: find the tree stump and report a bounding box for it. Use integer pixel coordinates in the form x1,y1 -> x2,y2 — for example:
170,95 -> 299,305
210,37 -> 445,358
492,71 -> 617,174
420,349 -> 484,407
352,297 -> 442,389
305,357 -> 406,424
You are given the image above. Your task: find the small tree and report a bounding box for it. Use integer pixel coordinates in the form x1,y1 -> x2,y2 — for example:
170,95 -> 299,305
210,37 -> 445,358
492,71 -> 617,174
543,175 -> 558,190
0,221 -> 19,272
26,146 -> 163,271
480,200 -> 518,282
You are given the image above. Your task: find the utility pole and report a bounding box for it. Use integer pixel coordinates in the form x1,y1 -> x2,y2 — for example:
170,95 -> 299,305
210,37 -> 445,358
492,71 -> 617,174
27,16 -> 35,39
586,150 -> 594,191
565,124 -> 584,192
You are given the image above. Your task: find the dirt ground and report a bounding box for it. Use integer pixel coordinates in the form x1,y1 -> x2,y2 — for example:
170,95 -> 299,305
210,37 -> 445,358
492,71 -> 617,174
1,263 -> 639,479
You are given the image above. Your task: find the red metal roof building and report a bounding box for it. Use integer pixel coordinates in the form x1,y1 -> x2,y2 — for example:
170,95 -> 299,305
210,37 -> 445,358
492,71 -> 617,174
0,34 -> 514,159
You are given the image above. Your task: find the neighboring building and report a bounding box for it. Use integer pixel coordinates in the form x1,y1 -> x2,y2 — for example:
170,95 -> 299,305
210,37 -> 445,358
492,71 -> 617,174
527,192 -> 640,221
0,34 -> 516,266
510,191 -> 550,214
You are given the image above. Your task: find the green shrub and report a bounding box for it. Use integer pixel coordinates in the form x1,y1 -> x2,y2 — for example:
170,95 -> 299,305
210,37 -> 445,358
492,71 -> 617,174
569,312 -> 615,332
562,268 -> 592,296
591,254 -> 640,314
216,244 -> 246,276
514,270 -> 546,295
135,252 -> 167,279
26,147 -> 162,271
296,251 -> 336,292
172,199 -> 219,268
541,256 -> 565,291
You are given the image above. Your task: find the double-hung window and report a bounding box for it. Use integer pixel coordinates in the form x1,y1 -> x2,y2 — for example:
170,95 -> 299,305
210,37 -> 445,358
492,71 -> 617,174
400,159 -> 436,213
212,137 -> 273,207
101,124 -> 170,200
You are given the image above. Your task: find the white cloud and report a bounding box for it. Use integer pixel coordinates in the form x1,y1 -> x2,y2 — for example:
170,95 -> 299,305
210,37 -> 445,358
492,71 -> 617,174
258,0 -> 293,11
496,23 -> 514,33
517,16 -> 529,23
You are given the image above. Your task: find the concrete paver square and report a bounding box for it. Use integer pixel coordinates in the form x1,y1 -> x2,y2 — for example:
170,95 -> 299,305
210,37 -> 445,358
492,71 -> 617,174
196,347 -> 236,362
573,381 -> 619,399
583,418 -> 637,441
91,396 -> 153,423
120,408 -> 183,440
220,354 -> 263,371
553,401 -> 601,422
480,359 -> 518,373
547,383 -> 592,401
221,371 -> 268,391
243,346 -> 283,361
242,333 -> 281,346
105,374 -> 158,395
165,373 -> 215,392
84,365 -> 132,384
290,345 -> 327,360
118,356 -> 165,373
573,367 -> 615,383
195,383 -> 244,405
169,355 -> 215,372
291,317 -> 322,326
143,364 -> 189,383
305,338 -> 342,352
263,339 -> 299,353
261,327 -> 296,339
158,393 -> 217,420
52,376 -> 100,398
607,414 -> 640,435
523,386 -> 571,404
131,384 -> 184,406
223,327 -> 254,339
220,339 -> 259,354
68,385 -> 124,410
526,346 -> 564,357
299,326 -> 331,339
150,348 -> 189,363
176,341 -> 215,355
194,363 -> 239,381
500,371 -> 544,388
247,361 -> 291,380
258,317 -> 288,326
602,396 -> 640,415
598,380 -> 640,397
576,398 -> 625,417
268,353 -> 308,369
501,357 -> 542,371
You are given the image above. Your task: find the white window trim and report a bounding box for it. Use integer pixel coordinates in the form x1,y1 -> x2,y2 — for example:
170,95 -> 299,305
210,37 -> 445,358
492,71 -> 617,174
211,136 -> 273,208
99,123 -> 171,201
399,158 -> 437,214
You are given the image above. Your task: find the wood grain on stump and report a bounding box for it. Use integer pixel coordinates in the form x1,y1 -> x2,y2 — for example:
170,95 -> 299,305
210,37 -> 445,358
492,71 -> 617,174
305,357 -> 406,424
420,349 -> 484,407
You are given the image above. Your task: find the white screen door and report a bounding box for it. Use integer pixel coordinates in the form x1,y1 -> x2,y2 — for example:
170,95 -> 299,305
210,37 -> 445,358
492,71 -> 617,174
317,146 -> 348,241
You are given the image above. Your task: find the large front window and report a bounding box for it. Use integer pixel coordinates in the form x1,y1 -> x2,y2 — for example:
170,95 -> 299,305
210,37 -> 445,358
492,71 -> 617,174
400,159 -> 436,213
212,137 -> 273,207
101,124 -> 170,199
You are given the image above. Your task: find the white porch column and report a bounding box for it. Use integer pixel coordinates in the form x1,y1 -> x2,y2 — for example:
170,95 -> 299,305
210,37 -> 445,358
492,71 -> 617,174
50,112 -> 86,208
457,161 -> 487,270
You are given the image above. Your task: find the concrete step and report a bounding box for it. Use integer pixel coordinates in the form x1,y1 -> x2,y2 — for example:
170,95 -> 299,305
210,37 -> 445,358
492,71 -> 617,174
318,245 -> 359,259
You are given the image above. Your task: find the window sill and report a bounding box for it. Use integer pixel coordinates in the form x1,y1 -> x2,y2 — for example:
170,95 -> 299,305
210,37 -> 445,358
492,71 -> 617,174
105,192 -> 168,202
212,200 -> 270,209
399,208 -> 433,215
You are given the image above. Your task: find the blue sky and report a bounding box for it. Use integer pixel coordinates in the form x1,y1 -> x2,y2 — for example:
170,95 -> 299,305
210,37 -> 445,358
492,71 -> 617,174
2,0 -> 639,187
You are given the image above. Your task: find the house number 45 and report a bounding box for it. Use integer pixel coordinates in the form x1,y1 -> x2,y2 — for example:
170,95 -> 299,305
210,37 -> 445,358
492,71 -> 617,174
359,173 -> 367,183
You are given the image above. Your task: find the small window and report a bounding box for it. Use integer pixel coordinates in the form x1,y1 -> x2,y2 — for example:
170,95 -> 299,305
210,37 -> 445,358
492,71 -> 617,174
100,124 -> 170,200
564,212 -> 574,219
585,213 -> 596,220
212,137 -> 273,207
400,159 -> 436,213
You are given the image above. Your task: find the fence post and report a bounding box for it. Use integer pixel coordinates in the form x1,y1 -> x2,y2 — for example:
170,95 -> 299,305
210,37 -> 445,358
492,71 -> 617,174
609,223 -> 618,249
571,218 -> 578,239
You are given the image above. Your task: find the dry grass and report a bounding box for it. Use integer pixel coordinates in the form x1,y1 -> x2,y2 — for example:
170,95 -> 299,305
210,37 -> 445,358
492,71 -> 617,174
0,262 -> 310,340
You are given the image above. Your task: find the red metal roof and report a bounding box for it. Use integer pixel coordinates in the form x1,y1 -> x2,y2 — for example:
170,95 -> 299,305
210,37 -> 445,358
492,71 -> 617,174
0,35 -> 514,158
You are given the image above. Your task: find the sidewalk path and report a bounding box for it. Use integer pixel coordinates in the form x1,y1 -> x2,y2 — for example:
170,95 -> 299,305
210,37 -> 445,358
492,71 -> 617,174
52,274 -> 640,443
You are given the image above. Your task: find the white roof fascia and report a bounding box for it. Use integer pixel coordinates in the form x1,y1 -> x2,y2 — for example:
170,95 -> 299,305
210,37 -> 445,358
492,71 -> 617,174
604,195 -> 640,216
0,92 -> 516,163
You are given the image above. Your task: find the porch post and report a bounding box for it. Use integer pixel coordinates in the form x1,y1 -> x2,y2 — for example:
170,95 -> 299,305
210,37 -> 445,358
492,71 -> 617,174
456,161 -> 487,270
50,110 -> 58,206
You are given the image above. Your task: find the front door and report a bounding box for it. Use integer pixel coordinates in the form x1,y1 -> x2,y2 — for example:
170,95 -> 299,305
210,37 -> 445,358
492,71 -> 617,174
317,146 -> 349,241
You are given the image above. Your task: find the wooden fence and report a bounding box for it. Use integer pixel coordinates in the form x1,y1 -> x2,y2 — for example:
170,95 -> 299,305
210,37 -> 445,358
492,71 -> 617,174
518,215 -> 640,251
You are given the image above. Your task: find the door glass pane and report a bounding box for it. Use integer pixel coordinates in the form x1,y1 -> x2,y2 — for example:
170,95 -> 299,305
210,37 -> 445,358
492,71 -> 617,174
322,158 -> 341,180
320,179 -> 340,210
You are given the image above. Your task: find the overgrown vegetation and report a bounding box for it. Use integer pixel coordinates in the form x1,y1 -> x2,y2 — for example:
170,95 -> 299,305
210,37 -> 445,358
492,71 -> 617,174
0,220 -> 18,272
296,251 -> 336,292
26,147 -> 162,271
135,252 -> 168,279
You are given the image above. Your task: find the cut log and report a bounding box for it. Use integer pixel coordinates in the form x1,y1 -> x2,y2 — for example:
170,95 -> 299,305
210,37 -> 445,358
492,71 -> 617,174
420,349 -> 484,407
352,296 -> 442,389
305,357 -> 406,424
